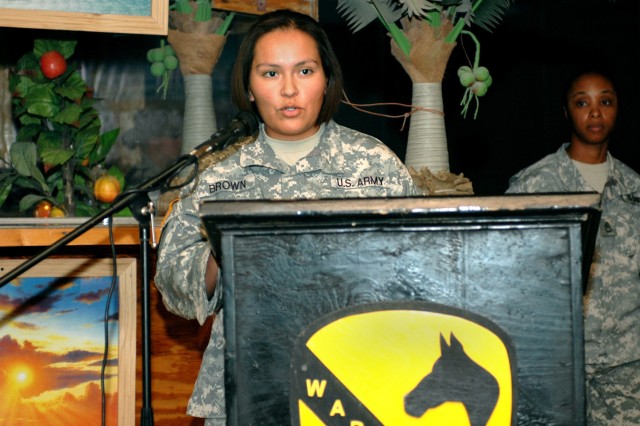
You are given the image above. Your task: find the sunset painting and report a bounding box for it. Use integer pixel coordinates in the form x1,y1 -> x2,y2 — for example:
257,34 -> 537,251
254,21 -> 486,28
0,268 -> 121,425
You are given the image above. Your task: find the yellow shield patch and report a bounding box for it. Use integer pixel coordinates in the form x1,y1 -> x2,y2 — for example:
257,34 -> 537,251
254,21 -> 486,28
289,301 -> 517,426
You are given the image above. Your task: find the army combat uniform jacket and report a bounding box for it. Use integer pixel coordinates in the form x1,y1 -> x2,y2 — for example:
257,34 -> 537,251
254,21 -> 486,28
506,143 -> 640,425
155,120 -> 420,424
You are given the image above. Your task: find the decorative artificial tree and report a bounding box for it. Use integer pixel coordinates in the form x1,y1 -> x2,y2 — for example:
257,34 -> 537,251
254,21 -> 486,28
166,0 -> 235,154
338,0 -> 513,195
1,39 -> 124,217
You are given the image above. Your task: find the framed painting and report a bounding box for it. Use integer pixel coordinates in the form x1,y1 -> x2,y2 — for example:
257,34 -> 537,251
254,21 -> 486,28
0,0 -> 168,35
0,257 -> 137,425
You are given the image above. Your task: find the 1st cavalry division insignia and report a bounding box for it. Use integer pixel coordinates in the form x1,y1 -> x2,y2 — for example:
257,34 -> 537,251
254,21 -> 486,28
289,301 -> 517,426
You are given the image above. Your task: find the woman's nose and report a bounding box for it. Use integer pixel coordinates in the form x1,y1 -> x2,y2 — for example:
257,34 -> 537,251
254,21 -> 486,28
281,75 -> 298,97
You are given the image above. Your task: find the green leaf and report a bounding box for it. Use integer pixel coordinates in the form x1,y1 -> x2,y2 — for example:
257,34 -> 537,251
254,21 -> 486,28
34,39 -> 77,59
75,201 -> 99,217
73,172 -> 89,186
427,10 -> 442,27
36,129 -> 64,150
337,0 -> 403,33
9,142 -> 49,191
24,85 -> 60,118
17,115 -> 42,126
0,170 -> 16,182
39,145 -> 75,167
11,98 -> 27,117
107,165 -> 126,191
54,191 -> 65,205
10,142 -> 39,176
79,97 -> 98,109
75,165 -> 94,183
194,0 -> 212,22
102,127 -> 120,145
28,168 -> 48,192
16,124 -> 42,142
90,128 -> 120,164
382,18 -> 411,57
12,75 -> 38,99
14,52 -> 39,74
46,169 -> 63,187
75,126 -> 100,160
471,0 -> 513,33
172,0 -> 193,14
216,12 -> 236,36
19,193 -> 47,211
73,173 -> 90,201
78,107 -> 101,130
53,102 -> 83,125
55,71 -> 87,100
0,176 -> 17,208
14,175 -> 43,191
75,136 -> 98,163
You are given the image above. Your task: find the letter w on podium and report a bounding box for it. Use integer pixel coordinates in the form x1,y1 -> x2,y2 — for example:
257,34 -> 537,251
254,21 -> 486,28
289,301 -> 517,426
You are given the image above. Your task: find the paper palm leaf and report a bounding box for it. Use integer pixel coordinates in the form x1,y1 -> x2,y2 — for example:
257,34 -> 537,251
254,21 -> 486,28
472,0 -> 514,32
397,0 -> 439,17
337,0 -> 514,34
337,0 -> 404,33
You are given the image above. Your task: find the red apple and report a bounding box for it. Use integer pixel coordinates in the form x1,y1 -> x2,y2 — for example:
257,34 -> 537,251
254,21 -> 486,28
40,51 -> 67,79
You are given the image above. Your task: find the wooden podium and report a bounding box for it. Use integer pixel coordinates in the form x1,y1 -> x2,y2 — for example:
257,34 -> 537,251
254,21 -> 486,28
200,194 -> 600,425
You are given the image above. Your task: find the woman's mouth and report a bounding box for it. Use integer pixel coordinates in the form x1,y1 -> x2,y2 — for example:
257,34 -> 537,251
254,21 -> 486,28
281,106 -> 300,117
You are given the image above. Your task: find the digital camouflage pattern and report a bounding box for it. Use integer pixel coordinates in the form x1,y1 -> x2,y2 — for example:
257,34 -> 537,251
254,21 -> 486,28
507,143 -> 640,425
155,120 -> 420,424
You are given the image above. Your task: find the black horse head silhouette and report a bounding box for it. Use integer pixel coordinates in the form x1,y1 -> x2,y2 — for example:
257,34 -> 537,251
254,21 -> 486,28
404,333 -> 499,426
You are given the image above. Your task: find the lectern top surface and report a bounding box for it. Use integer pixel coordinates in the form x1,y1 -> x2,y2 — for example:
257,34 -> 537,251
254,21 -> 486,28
199,193 -> 601,221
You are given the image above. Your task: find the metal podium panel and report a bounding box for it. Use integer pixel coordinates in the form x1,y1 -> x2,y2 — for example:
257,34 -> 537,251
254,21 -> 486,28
200,194 -> 600,425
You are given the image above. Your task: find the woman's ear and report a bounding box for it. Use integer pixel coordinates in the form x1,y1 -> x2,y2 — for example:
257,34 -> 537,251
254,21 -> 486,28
249,91 -> 255,102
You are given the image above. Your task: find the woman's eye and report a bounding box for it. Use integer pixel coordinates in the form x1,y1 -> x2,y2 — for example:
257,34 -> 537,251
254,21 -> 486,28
601,99 -> 613,106
264,70 -> 277,78
576,100 -> 588,107
300,68 -> 313,76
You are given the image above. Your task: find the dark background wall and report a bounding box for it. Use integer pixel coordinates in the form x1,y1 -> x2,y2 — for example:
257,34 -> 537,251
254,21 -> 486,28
1,0 -> 638,196
320,0 -> 640,194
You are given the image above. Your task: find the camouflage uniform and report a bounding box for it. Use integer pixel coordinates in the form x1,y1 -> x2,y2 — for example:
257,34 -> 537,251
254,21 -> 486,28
506,143 -> 640,425
155,120 -> 420,425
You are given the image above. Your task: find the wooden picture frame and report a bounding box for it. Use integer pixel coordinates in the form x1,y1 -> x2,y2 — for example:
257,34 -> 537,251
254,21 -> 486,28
0,0 -> 168,35
212,0 -> 318,19
0,257 -> 137,425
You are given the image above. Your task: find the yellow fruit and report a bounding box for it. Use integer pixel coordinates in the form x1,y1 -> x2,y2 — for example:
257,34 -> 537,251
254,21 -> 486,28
51,206 -> 66,217
94,175 -> 122,203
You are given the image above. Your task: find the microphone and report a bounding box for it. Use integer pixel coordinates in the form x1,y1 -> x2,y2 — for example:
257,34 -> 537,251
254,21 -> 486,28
189,111 -> 260,159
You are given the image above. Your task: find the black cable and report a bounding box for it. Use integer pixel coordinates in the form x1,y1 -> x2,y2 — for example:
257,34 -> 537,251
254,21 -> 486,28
100,217 -> 118,426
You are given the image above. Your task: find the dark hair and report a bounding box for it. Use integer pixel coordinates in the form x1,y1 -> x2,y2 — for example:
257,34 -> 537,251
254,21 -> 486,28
230,9 -> 343,124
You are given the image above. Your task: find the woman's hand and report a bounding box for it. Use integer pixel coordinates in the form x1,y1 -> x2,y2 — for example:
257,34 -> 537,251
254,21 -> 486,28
205,253 -> 219,299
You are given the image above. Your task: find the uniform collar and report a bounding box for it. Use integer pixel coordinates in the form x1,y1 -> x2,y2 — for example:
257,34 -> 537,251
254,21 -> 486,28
239,120 -> 346,174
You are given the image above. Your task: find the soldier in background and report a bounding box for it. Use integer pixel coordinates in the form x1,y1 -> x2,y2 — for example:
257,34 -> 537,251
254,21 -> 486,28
506,69 -> 640,425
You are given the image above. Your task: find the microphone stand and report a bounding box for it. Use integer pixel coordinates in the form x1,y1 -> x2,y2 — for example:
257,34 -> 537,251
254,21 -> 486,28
0,152 -> 200,426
